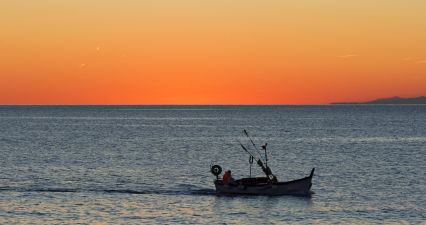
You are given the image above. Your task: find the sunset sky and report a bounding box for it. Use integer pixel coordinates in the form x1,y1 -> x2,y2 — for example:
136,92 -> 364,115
1,1 -> 425,104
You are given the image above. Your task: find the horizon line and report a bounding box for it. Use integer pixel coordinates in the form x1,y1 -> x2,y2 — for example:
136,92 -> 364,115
0,103 -> 331,106
1,103 -> 425,106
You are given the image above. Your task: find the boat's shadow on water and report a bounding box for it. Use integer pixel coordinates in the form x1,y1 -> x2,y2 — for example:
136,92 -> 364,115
214,192 -> 314,204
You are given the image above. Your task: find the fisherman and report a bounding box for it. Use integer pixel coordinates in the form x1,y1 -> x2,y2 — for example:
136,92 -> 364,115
222,170 -> 235,185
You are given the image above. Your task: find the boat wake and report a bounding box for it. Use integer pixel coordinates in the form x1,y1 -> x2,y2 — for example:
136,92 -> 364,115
0,186 -> 216,196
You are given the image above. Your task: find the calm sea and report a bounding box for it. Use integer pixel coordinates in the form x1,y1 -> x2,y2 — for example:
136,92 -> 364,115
0,105 -> 425,224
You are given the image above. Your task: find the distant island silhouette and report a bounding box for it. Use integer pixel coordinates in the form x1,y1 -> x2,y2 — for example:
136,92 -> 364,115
331,96 -> 426,105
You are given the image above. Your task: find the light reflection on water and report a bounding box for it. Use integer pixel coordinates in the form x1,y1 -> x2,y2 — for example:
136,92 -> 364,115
0,105 -> 425,224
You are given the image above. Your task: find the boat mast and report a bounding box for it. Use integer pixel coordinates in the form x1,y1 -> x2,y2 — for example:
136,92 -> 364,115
239,131 -> 275,181
243,129 -> 265,162
262,143 -> 268,167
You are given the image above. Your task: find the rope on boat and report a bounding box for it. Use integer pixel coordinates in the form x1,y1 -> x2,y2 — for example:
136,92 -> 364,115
249,155 -> 254,177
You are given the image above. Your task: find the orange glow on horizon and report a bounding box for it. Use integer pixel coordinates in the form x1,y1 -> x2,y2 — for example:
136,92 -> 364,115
0,1 -> 425,104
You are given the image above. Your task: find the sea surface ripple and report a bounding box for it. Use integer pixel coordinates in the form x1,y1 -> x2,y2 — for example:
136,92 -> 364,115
0,105 -> 425,224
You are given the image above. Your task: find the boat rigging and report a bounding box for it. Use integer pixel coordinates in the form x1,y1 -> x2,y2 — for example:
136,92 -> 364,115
210,130 -> 315,196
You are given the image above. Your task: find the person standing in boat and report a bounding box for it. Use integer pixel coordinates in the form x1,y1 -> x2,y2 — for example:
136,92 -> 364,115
222,170 -> 236,185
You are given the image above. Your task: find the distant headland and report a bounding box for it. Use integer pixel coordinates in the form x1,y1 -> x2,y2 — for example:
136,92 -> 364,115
331,96 -> 426,105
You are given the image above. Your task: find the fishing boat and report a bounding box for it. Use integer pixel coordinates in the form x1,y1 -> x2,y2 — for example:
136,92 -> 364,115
210,130 -> 315,196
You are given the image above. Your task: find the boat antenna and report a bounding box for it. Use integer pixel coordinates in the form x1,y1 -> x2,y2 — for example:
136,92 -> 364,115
243,129 -> 265,162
